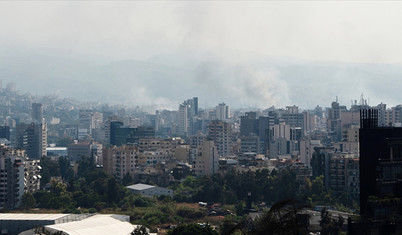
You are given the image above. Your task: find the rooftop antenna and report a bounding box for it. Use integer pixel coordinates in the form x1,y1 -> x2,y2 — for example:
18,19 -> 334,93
336,96 -> 338,103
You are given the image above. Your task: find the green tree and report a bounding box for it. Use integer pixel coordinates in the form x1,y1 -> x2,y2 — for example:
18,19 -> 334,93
311,175 -> 326,202
235,201 -> 245,217
167,223 -> 218,235
252,199 -> 309,235
21,192 -> 36,209
122,172 -> 134,186
77,155 -> 96,178
40,156 -> 61,187
58,156 -> 74,181
320,207 -> 344,235
220,219 -> 241,235
48,179 -> 75,209
34,190 -> 52,208
56,137 -> 74,147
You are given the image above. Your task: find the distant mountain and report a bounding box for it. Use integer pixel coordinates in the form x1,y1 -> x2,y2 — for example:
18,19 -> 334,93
1,51 -> 402,110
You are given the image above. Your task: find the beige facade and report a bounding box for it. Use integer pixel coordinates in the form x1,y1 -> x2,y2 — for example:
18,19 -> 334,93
102,145 -> 138,182
137,151 -> 171,166
193,141 -> 219,176
207,120 -> 232,157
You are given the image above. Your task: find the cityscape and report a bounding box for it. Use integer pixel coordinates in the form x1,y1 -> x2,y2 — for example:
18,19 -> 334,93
0,82 -> 400,234
2,1 -> 402,235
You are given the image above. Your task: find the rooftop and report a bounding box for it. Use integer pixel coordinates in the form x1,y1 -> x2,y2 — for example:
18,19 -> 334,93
126,183 -> 156,191
45,214 -> 134,235
0,213 -> 69,220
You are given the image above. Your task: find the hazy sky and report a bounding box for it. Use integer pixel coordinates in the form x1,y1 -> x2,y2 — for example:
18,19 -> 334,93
2,1 -> 402,63
1,1 -> 402,110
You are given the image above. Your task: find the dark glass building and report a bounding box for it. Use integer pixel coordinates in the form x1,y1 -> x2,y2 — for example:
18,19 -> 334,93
359,109 -> 402,218
0,126 -> 10,141
110,121 -> 155,146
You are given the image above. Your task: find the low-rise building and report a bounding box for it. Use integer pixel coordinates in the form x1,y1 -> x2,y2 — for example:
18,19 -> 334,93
126,183 -> 173,197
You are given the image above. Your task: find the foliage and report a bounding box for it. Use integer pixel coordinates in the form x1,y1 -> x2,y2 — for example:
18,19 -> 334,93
167,223 -> 218,235
235,201 -> 245,217
171,168 -> 357,213
56,137 -> 74,147
220,219 -> 239,235
77,155 -> 96,178
35,156 -> 129,211
134,197 -> 155,207
21,192 -> 36,209
320,207 -> 344,235
253,199 -> 309,235
58,156 -> 74,182
176,207 -> 206,220
40,156 -> 61,187
34,153 -> 355,233
224,199 -> 309,235
122,172 -> 134,186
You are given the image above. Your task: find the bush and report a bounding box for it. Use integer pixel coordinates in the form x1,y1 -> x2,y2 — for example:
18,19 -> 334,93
176,207 -> 205,220
94,202 -> 107,211
88,208 -> 97,213
134,197 -> 155,207
167,223 -> 218,235
158,194 -> 172,202
143,210 -> 169,224
63,207 -> 81,214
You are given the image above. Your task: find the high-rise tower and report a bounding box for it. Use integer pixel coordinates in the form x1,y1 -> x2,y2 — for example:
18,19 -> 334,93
31,103 -> 43,123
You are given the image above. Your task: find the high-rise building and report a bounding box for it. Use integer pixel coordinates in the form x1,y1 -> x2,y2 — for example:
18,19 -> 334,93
109,121 -> 155,146
193,97 -> 198,116
16,122 -> 47,159
216,103 -> 230,120
240,112 -> 258,137
178,104 -> 188,135
207,120 -> 232,156
67,142 -> 91,162
0,146 -> 40,209
328,153 -> 359,200
303,111 -> 316,135
193,140 -> 219,176
177,97 -> 199,135
0,126 -> 10,141
299,138 -> 321,167
327,101 -> 347,141
78,110 -> 94,140
280,112 -> 304,134
359,109 -> 402,218
239,112 -> 273,155
31,103 -> 43,123
240,135 -> 260,154
103,145 -> 138,182
67,142 -> 102,163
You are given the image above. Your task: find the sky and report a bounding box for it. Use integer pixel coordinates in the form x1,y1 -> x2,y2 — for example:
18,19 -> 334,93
1,1 -> 402,110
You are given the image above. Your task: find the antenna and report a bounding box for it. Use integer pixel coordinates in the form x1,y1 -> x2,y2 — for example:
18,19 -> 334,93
336,96 -> 338,103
